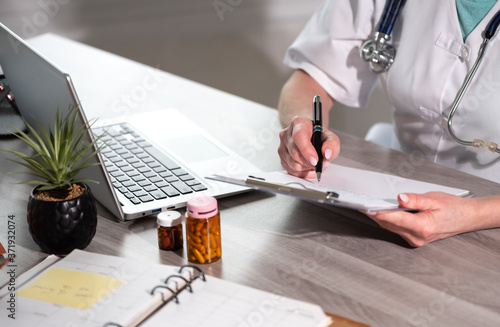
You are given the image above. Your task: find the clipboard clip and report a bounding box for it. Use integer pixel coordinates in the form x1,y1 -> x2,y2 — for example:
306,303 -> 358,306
246,176 -> 339,202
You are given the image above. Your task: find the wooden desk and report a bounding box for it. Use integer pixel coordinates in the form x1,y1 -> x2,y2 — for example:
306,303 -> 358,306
1,34 -> 500,326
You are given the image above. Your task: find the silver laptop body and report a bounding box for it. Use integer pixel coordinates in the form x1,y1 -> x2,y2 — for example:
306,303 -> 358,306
0,23 -> 258,221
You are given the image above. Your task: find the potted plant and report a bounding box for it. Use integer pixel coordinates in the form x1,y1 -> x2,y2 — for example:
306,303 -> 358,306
3,106 -> 105,255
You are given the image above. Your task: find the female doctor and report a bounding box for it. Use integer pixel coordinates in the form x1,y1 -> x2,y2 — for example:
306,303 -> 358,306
278,0 -> 500,246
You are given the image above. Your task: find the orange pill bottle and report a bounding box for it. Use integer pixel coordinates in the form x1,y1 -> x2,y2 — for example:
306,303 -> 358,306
185,196 -> 221,264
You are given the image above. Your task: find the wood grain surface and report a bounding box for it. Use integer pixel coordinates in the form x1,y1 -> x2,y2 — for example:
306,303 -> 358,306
1,34 -> 500,327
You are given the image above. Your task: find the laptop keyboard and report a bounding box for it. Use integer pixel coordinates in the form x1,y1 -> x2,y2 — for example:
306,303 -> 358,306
93,123 -> 207,205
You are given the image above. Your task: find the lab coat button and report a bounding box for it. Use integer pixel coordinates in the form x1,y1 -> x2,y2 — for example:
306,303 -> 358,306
461,47 -> 469,58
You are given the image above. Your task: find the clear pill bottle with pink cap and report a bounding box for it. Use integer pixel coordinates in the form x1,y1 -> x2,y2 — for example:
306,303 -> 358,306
185,196 -> 221,264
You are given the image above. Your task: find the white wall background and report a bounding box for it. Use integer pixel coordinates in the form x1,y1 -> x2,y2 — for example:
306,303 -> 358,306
0,0 -> 392,138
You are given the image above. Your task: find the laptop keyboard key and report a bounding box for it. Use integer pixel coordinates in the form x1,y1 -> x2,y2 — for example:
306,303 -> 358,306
180,174 -> 194,182
132,137 -> 146,143
125,156 -> 140,164
131,148 -> 144,155
171,168 -> 188,176
159,171 -> 173,178
185,180 -> 199,186
116,175 -> 130,183
125,143 -> 138,151
114,160 -> 127,167
109,169 -> 124,177
161,186 -> 180,197
127,185 -> 142,193
139,195 -> 154,203
134,190 -> 148,197
104,151 -> 117,158
192,184 -> 208,192
136,152 -> 149,159
130,198 -> 141,205
132,161 -> 145,169
115,148 -> 128,155
155,181 -> 169,188
153,165 -> 167,173
147,160 -> 161,168
149,176 -> 163,183
121,165 -> 134,172
124,192 -> 135,199
144,185 -> 158,192
136,140 -> 152,148
171,181 -> 193,194
127,169 -> 141,177
142,156 -> 155,164
150,190 -> 167,200
122,180 -> 136,187
117,186 -> 128,193
132,174 -> 146,182
166,176 -> 179,183
122,152 -> 134,160
138,166 -> 151,173
108,156 -> 124,163
138,180 -> 151,187
106,127 -> 122,137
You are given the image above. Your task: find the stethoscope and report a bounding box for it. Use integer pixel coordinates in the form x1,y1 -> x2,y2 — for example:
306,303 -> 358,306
359,0 -> 406,73
360,0 -> 500,154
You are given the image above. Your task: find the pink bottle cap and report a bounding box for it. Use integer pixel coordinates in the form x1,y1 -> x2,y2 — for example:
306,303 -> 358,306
187,196 -> 218,219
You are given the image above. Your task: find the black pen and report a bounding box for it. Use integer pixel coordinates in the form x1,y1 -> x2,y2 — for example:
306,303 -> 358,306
311,95 -> 323,182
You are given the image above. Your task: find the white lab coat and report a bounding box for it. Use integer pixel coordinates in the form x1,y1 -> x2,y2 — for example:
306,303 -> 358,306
284,0 -> 500,183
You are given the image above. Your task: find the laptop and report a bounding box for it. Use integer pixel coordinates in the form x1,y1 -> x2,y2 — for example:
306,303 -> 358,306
0,23 -> 260,221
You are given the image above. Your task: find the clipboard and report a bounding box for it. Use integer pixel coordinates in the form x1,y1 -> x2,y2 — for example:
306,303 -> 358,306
208,164 -> 473,213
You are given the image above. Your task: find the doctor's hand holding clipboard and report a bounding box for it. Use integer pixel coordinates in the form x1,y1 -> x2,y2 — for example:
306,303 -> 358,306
277,0 -> 500,247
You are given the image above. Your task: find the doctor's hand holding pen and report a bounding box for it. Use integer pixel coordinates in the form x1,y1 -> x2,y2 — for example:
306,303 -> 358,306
277,70 -> 340,180
277,69 -> 500,247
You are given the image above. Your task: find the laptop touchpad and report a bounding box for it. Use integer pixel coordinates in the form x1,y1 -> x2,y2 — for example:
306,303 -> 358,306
161,135 -> 228,163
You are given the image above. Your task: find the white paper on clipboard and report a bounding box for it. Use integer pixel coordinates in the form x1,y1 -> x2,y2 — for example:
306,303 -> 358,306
207,164 -> 472,212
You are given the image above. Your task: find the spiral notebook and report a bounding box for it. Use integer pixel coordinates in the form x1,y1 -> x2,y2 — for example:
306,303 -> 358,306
0,250 -> 335,327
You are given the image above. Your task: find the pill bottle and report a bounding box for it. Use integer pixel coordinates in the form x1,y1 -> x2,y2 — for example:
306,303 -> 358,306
185,196 -> 221,264
157,211 -> 183,251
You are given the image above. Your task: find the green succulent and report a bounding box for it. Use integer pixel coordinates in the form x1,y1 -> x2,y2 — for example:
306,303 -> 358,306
3,106 -> 106,191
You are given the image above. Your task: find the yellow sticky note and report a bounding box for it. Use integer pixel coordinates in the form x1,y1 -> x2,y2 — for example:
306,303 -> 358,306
18,267 -> 123,309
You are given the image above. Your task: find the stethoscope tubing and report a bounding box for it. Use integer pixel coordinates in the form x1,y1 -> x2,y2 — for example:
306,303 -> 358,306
486,10 -> 500,39
447,10 -> 500,154
447,38 -> 490,149
378,0 -> 406,35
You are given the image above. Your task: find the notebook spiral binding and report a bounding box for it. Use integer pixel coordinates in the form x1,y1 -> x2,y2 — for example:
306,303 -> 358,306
102,264 -> 206,327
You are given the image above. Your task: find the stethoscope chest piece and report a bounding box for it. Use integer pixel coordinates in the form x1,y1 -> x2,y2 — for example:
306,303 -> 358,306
360,0 -> 406,73
360,32 -> 396,73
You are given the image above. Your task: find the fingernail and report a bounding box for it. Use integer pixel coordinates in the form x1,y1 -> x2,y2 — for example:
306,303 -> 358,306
308,156 -> 317,166
325,148 -> 333,160
399,193 -> 409,203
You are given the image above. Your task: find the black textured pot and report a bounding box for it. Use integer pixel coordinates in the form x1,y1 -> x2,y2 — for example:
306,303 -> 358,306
27,183 -> 97,255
